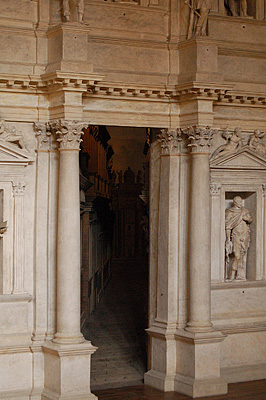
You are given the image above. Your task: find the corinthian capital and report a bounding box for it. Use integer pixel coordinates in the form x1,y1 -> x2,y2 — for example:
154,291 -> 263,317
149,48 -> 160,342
35,122 -> 52,150
184,126 -> 218,153
157,129 -> 182,155
49,120 -> 89,150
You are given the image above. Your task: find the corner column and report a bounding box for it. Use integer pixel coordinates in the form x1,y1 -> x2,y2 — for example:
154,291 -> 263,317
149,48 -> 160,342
174,127 -> 227,398
145,129 -> 180,391
42,120 -> 97,400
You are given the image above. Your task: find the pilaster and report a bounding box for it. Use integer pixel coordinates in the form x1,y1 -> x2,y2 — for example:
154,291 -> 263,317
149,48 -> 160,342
12,181 -> 26,294
145,129 -> 181,391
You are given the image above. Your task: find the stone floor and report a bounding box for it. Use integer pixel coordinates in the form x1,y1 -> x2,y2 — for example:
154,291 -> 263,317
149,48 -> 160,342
94,380 -> 266,400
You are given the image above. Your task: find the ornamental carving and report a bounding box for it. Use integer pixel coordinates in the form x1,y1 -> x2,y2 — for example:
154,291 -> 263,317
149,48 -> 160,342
210,183 -> 221,196
183,126 -> 217,153
12,182 -> 26,196
211,128 -> 266,160
0,119 -> 26,150
63,0 -> 84,23
49,120 -> 89,150
157,129 -> 182,155
35,122 -> 52,151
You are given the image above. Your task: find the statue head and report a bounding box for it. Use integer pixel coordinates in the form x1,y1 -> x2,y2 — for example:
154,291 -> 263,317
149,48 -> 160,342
234,127 -> 241,136
233,196 -> 243,208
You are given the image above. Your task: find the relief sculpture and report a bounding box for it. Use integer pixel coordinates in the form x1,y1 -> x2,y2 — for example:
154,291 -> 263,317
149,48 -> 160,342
225,196 -> 252,281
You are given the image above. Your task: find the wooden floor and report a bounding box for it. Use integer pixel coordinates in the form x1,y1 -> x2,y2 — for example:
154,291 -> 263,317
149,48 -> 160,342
95,380 -> 266,399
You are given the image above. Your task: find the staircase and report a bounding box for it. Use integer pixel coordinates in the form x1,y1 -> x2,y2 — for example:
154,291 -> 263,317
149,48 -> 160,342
84,259 -> 148,391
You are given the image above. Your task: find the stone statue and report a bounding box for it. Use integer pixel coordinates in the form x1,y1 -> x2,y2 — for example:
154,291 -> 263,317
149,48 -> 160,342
212,127 -> 242,158
249,130 -> 266,155
63,0 -> 84,23
187,0 -> 212,38
226,0 -> 248,17
124,167 -> 135,183
225,196 -> 252,281
0,119 -> 26,149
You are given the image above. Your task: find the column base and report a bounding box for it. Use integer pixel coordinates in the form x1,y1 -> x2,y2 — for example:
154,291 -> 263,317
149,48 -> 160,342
174,375 -> 227,398
144,370 -> 175,392
41,340 -> 97,400
174,329 -> 228,398
144,321 -> 177,392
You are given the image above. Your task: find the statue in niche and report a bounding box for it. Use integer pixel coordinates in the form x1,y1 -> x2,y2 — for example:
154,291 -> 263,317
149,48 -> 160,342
225,0 -> 248,17
63,0 -> 84,23
225,196 -> 253,281
186,0 -> 212,38
212,127 -> 242,158
248,130 -> 266,155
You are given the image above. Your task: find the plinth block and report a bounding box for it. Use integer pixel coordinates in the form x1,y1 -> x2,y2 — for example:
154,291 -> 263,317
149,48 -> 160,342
41,340 -> 97,400
174,330 -> 228,398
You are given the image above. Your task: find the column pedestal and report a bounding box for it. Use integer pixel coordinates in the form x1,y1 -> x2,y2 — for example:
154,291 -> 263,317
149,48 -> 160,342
174,330 -> 227,398
42,341 -> 97,400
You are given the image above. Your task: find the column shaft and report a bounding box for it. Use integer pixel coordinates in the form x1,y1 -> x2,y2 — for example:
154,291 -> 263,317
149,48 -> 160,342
54,148 -> 84,343
185,126 -> 216,332
187,153 -> 212,330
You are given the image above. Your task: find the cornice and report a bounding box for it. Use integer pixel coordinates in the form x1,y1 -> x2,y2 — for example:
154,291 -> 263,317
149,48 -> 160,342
0,72 -> 266,109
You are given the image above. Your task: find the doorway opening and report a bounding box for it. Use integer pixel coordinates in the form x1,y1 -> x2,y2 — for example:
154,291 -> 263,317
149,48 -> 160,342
80,126 -> 150,390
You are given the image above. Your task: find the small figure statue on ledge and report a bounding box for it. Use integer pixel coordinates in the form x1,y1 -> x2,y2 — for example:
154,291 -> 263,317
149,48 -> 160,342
211,127 -> 242,159
249,130 -> 266,155
63,0 -> 84,23
187,0 -> 212,38
225,196 -> 253,281
226,0 -> 248,17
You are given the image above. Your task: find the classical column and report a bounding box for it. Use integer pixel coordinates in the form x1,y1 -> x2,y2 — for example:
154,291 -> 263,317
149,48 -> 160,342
185,126 -> 216,332
174,127 -> 227,398
42,120 -> 97,400
12,181 -> 26,294
51,120 -> 87,344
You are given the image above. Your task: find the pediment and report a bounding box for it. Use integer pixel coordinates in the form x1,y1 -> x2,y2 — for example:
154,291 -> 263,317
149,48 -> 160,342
0,140 -> 34,166
210,146 -> 266,170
